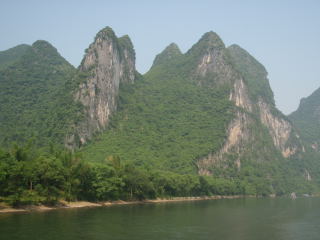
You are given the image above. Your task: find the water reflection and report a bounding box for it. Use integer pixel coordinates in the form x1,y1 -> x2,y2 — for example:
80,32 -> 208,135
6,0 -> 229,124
0,198 -> 319,240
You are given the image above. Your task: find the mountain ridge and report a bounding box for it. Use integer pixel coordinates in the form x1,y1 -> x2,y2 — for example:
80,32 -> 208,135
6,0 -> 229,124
65,27 -> 137,148
79,30 -> 304,188
0,27 -> 316,196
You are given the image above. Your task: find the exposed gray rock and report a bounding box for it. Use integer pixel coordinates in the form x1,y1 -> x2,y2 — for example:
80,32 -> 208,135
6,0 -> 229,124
196,36 -> 302,175
258,99 -> 297,157
65,27 -> 136,148
189,32 -> 236,87
197,111 -> 251,175
304,169 -> 312,181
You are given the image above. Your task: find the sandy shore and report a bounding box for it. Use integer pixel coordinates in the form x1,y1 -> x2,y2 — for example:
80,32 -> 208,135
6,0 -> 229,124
0,195 -> 244,214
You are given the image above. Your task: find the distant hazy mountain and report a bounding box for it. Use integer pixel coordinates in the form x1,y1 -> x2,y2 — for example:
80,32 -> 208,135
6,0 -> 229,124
290,87 -> 320,147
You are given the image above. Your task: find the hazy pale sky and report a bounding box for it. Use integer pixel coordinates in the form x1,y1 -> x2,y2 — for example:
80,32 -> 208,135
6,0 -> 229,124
1,0 -> 319,114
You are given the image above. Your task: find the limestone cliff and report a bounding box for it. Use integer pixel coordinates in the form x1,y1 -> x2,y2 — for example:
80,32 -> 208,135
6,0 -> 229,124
258,100 -> 298,157
196,37 -> 302,175
65,27 -> 136,148
187,32 -> 236,87
227,44 -> 299,158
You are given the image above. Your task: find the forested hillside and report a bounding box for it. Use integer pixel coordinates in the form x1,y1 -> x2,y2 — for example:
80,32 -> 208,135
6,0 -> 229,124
80,30 -> 314,195
290,87 -> 320,186
0,44 -> 30,70
0,41 -> 80,147
290,87 -> 320,145
82,39 -> 233,174
0,27 -> 318,207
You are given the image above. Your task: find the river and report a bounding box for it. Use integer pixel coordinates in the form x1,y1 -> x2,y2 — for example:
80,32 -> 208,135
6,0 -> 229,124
0,197 -> 319,240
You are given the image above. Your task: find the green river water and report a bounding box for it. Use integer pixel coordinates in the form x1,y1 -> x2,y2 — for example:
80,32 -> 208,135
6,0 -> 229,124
0,198 -> 319,240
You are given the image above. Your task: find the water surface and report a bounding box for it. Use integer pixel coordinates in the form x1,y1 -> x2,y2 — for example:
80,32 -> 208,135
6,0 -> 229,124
0,198 -> 319,240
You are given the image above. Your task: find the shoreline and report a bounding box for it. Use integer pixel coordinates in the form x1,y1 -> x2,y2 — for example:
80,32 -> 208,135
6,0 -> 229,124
0,195 -> 245,214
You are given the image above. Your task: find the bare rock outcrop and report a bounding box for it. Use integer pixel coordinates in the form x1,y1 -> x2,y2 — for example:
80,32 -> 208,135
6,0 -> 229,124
258,100 -> 297,157
196,37 -> 302,175
65,27 -> 136,148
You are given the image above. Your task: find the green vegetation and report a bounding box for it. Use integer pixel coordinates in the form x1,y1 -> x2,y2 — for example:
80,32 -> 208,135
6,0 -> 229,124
81,33 -> 316,194
0,28 -> 319,208
0,44 -> 30,70
82,42 -> 233,174
152,43 -> 182,67
2,144 -> 312,207
0,144 -> 241,207
289,86 -> 320,184
118,35 -> 135,57
228,44 -> 275,105
290,87 -> 320,144
0,41 -> 81,147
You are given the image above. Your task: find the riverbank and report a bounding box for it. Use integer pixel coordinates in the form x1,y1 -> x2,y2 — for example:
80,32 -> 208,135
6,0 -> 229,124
0,195 -> 245,213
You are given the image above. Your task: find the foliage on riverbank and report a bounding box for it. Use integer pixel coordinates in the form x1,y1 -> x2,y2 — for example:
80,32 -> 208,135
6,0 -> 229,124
0,144 -> 316,207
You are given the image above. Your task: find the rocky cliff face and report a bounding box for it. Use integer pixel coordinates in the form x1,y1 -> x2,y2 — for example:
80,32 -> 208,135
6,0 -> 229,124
65,27 -> 136,148
64,28 -> 302,174
196,38 -> 302,175
258,100 -> 298,157
197,110 -> 251,175
187,32 -> 236,87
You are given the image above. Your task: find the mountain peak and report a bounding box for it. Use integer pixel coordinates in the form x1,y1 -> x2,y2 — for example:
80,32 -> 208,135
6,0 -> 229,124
118,35 -> 135,56
81,27 -> 136,71
32,40 -> 56,50
67,27 -> 136,148
228,44 -> 267,73
289,86 -> 320,145
227,43 -> 274,105
200,31 -> 224,46
166,42 -> 181,51
152,42 -> 182,68
28,40 -> 70,66
94,26 -> 117,41
118,35 -> 133,47
31,40 -> 60,57
187,31 -> 225,57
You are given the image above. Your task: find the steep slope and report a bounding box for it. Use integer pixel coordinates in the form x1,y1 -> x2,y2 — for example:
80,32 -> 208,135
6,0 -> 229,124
290,87 -> 320,147
290,87 -> 320,183
227,44 -> 301,159
196,43 -> 311,193
0,28 -> 315,195
151,43 -> 182,67
186,38 -> 302,175
0,27 -> 137,149
0,40 -> 77,146
227,44 -> 274,104
65,27 -> 137,148
82,31 -> 303,190
82,33 -> 234,174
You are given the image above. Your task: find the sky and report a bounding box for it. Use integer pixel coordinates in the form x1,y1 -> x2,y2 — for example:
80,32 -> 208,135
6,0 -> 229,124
1,0 -> 319,114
